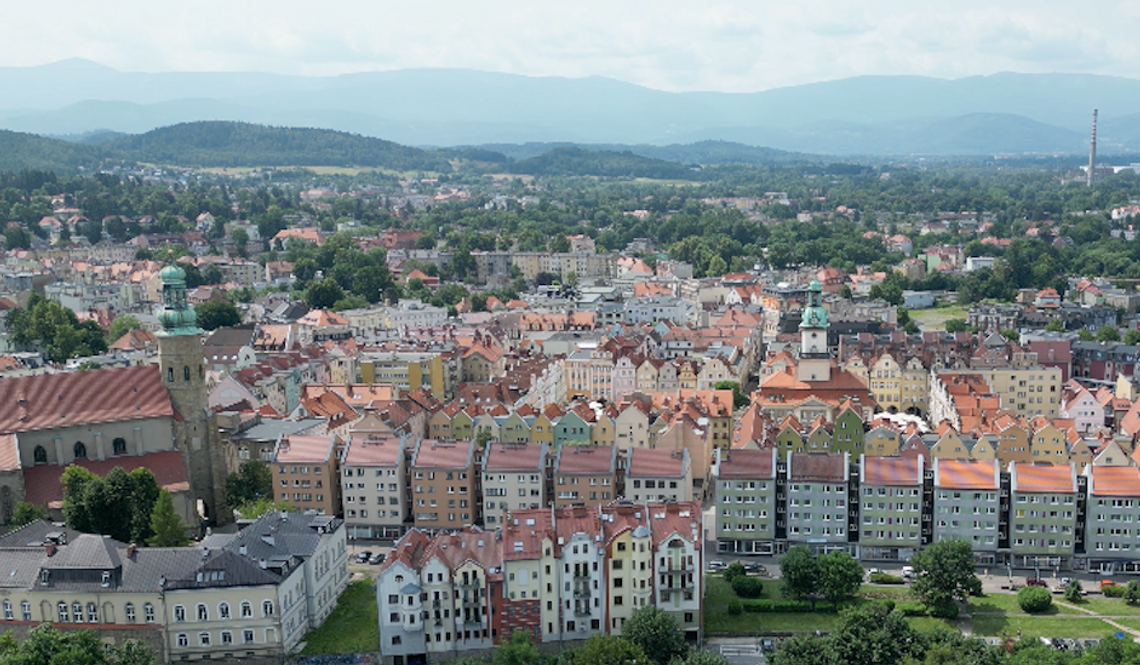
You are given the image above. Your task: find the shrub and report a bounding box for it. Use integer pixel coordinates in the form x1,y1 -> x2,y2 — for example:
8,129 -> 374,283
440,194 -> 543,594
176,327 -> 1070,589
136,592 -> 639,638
877,599 -> 897,613
928,603 -> 959,619
869,573 -> 906,585
727,601 -> 742,616
1017,586 -> 1053,613
1104,584 -> 1127,598
724,562 -> 746,583
731,576 -> 765,599
738,600 -> 819,613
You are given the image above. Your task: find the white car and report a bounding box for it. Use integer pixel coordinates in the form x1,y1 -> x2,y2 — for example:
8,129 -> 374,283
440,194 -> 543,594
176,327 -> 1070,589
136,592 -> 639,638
901,566 -> 915,579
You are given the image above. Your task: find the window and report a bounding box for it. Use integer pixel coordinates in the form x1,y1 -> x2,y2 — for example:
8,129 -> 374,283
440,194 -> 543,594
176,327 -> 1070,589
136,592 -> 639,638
184,366 -> 192,381
177,634 -> 188,648
21,602 -> 30,622
243,630 -> 255,645
219,602 -> 230,619
73,602 -> 83,623
126,603 -> 136,623
174,605 -> 186,622
112,437 -> 127,455
33,445 -> 47,465
58,602 -> 69,623
144,603 -> 155,623
2,600 -> 10,620
87,603 -> 97,622
199,632 -> 211,646
168,367 -> 175,383
222,631 -> 233,646
241,601 -> 252,618
197,604 -> 208,621
73,442 -> 87,460
263,600 -> 274,617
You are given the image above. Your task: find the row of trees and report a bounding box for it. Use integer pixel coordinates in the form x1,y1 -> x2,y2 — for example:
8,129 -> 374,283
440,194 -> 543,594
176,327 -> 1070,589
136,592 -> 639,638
0,623 -> 154,665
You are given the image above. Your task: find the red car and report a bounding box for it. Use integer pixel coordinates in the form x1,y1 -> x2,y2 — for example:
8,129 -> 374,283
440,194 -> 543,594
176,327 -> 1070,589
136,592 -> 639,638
1025,577 -> 1048,587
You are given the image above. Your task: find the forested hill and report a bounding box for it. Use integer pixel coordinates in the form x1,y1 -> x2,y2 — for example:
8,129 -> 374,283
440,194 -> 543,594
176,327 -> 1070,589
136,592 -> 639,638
101,122 -> 453,171
0,131 -> 104,172
507,147 -> 700,179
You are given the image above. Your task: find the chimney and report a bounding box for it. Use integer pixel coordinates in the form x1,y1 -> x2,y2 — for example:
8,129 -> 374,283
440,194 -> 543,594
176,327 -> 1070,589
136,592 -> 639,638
239,544 -> 247,556
44,542 -> 56,557
127,543 -> 137,558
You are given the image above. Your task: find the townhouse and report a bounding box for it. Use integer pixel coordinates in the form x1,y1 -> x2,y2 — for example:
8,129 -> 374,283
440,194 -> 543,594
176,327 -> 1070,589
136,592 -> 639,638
481,442 -> 547,528
410,440 -> 478,531
859,456 -> 925,562
552,445 -> 617,508
272,434 -> 341,516
340,435 -> 407,539
713,449 -> 778,555
624,448 -> 692,503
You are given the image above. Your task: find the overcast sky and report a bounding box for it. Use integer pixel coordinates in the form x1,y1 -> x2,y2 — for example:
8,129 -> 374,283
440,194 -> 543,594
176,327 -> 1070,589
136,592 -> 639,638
2,0 -> 1137,92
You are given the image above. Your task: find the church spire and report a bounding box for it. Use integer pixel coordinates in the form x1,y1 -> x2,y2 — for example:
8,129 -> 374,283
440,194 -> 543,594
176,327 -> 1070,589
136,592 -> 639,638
157,264 -> 202,336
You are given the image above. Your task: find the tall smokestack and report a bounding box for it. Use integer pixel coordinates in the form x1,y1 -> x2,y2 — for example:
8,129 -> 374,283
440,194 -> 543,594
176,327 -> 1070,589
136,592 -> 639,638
1088,109 -> 1098,187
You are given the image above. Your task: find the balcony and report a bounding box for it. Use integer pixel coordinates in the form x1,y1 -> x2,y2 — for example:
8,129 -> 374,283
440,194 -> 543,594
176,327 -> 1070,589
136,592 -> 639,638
574,606 -> 592,618
573,587 -> 591,599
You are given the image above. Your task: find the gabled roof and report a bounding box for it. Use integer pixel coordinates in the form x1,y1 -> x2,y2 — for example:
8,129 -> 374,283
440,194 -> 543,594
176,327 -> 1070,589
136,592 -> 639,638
554,445 -> 616,475
1090,466 -> 1140,497
789,453 -> 845,482
936,459 -> 997,490
1013,462 -> 1075,493
0,365 -> 173,434
717,448 -> 775,479
275,434 -> 337,464
484,442 -> 546,472
412,439 -> 474,470
863,456 -> 921,486
343,436 -> 403,467
627,448 -> 687,479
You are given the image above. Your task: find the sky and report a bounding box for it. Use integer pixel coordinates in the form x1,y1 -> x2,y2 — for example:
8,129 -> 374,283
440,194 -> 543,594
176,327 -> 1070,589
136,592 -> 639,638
2,0 -> 1138,92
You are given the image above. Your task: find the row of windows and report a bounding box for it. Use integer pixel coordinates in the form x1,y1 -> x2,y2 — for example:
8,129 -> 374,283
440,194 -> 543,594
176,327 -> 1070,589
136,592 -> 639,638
173,601 -> 272,622
175,628 -> 273,648
30,438 -> 128,465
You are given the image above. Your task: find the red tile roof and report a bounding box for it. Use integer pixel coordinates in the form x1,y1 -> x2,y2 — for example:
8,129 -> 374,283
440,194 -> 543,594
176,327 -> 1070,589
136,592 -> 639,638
717,449 -> 775,478
937,459 -> 997,490
484,442 -> 546,472
22,450 -> 189,508
0,434 -> 18,471
554,445 -> 616,475
0,365 -> 173,434
1090,466 -> 1140,497
412,439 -> 474,469
862,456 -> 920,486
343,436 -> 403,467
627,448 -> 687,478
1014,463 -> 1075,493
789,453 -> 846,482
275,434 -> 337,464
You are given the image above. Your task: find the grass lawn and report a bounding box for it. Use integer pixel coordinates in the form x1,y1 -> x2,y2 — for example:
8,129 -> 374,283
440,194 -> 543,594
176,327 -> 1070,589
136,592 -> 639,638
300,579 -> 378,654
905,616 -> 959,632
910,303 -> 970,332
1065,596 -> 1140,617
1110,619 -> 1140,632
968,593 -> 1078,615
971,615 -> 1121,639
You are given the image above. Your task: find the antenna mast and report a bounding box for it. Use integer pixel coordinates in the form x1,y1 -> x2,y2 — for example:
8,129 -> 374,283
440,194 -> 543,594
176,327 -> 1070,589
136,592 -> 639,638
1088,109 -> 1098,187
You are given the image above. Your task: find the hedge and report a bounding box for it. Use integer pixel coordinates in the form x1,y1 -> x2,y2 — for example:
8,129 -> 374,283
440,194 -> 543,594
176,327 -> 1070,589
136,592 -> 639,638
869,572 -> 906,585
1104,584 -> 1126,598
732,576 -> 766,599
739,600 -> 842,613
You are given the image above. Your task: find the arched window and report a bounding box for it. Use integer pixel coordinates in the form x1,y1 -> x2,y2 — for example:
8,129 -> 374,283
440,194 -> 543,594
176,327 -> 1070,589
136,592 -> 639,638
3,599 -> 11,621
262,600 -> 274,617
174,605 -> 186,622
240,601 -> 252,618
86,603 -> 97,622
72,602 -> 83,622
58,602 -> 68,623
112,438 -> 127,455
198,632 -> 211,646
218,602 -> 230,619
221,631 -> 233,646
176,634 -> 188,648
125,603 -> 136,623
73,442 -> 87,460
33,446 -> 47,465
196,603 -> 208,621
184,366 -> 191,381
20,601 -> 29,621
144,603 -> 155,623
167,367 -> 174,383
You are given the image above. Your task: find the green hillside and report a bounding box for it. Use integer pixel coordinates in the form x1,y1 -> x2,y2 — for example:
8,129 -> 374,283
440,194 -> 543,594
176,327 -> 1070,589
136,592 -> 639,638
103,121 -> 452,171
0,130 -> 104,172
508,147 -> 699,179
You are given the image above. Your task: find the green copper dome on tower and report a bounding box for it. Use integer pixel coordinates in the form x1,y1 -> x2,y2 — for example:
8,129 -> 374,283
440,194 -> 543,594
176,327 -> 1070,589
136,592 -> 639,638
157,263 -> 201,335
799,278 -> 828,329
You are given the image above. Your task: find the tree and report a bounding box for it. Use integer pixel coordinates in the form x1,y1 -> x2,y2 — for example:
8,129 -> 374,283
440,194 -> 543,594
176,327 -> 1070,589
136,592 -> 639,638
574,635 -> 647,665
147,489 -> 189,547
944,318 -> 968,333
305,277 -> 344,309
1078,328 -> 1094,341
231,227 -> 250,257
0,623 -> 154,665
9,501 -> 48,527
7,293 -> 107,362
195,299 -> 241,331
828,603 -> 922,665
1044,318 -> 1065,333
224,461 -> 273,508
1125,580 -> 1140,605
780,545 -> 819,605
108,314 -> 144,342
770,634 -> 832,665
493,630 -> 541,665
669,652 -> 729,665
201,263 -> 224,285
1064,577 -> 1083,604
1126,329 -> 1140,346
817,550 -> 864,604
621,606 -> 688,665
998,328 -> 1019,343
234,497 -> 297,520
714,381 -> 750,410
723,562 -> 746,583
910,539 -> 981,609
731,576 -> 765,598
1097,325 -> 1122,342
840,284 -> 853,300
1016,586 -> 1052,613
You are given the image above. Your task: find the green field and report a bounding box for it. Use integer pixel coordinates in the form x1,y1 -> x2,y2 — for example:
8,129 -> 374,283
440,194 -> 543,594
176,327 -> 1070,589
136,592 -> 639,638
968,593 -> 1079,615
1065,596 -> 1140,617
300,579 -> 379,654
909,303 -> 971,331
971,615 -> 1121,639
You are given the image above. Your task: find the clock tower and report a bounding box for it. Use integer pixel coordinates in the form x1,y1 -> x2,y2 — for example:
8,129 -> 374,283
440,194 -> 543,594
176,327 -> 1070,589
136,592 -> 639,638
796,279 -> 831,383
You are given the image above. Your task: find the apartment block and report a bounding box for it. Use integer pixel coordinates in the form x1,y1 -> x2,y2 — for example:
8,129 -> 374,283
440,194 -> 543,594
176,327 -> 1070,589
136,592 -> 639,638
713,449 -> 778,554
1085,466 -> 1140,574
481,442 -> 547,527
931,459 -> 1001,563
625,448 -> 692,503
341,435 -> 407,539
552,445 -> 617,508
272,434 -> 341,515
410,439 -> 478,530
1009,462 -> 1078,569
785,452 -> 854,555
859,456 -> 925,561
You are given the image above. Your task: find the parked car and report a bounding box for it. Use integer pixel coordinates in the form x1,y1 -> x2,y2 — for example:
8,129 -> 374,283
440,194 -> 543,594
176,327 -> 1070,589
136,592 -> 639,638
708,560 -> 727,571
743,562 -> 767,574
1025,577 -> 1047,587
901,566 -> 915,579
1059,577 -> 1072,587
355,551 -> 373,564
760,638 -> 776,653
369,552 -> 387,565
1101,579 -> 1118,589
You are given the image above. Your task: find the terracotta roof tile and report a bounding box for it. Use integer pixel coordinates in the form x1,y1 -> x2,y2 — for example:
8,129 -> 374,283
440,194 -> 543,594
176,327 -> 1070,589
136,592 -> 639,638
275,434 -> 337,464
412,439 -> 474,470
717,449 -> 776,479
627,448 -> 687,479
343,436 -> 403,467
0,365 -> 173,434
863,456 -> 921,486
1090,466 -> 1140,497
484,442 -> 546,472
789,453 -> 846,482
937,459 -> 998,490
23,450 -> 189,508
554,445 -> 616,475
1014,462 -> 1075,493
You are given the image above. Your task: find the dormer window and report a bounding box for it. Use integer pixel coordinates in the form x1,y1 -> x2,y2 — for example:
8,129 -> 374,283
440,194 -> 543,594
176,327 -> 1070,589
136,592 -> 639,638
101,571 -> 111,587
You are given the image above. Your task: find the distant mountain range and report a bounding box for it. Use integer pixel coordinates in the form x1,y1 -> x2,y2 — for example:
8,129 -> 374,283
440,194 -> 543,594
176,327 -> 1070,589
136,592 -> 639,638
4,60 -> 1140,155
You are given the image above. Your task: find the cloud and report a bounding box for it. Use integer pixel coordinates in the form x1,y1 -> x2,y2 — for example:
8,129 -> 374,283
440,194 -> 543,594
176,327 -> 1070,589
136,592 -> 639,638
0,0 -> 1137,91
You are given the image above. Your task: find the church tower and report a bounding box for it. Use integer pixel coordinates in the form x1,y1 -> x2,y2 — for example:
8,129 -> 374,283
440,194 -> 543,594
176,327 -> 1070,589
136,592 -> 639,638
796,279 -> 832,383
156,264 -> 225,527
